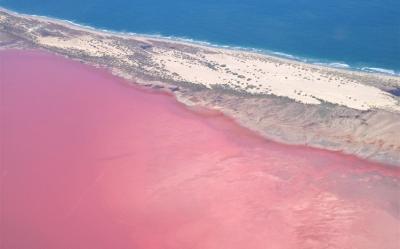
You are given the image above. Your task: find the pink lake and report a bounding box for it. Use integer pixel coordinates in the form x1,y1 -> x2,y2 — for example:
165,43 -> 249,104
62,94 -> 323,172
1,50 -> 399,249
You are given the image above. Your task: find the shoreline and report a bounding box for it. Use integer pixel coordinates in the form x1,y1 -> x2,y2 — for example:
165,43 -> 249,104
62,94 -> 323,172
3,48 -> 399,249
1,7 -> 399,77
1,7 -> 400,166
6,47 -> 400,171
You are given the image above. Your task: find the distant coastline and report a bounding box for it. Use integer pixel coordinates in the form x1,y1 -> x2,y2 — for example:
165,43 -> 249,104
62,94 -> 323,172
1,6 -> 399,77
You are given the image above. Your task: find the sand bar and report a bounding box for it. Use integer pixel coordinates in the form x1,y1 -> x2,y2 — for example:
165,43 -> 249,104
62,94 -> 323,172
1,8 -> 399,166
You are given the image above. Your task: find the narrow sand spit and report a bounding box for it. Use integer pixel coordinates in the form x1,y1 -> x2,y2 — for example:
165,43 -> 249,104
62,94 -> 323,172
1,9 -> 398,112
1,8 -> 399,165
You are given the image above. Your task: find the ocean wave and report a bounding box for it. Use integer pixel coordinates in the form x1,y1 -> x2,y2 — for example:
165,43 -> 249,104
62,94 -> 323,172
314,62 -> 351,69
360,67 -> 398,75
268,51 -> 297,59
2,7 -> 399,77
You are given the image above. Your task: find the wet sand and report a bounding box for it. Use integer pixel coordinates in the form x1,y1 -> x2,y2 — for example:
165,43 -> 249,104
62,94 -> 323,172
1,50 -> 399,249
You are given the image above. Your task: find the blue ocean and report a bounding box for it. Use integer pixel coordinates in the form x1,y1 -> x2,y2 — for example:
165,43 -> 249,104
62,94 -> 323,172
1,0 -> 399,74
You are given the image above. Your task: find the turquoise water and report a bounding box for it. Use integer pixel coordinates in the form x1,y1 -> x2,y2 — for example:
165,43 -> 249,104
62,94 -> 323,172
1,0 -> 399,73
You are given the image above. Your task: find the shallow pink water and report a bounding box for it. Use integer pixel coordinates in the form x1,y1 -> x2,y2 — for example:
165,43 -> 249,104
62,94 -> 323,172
1,50 -> 399,249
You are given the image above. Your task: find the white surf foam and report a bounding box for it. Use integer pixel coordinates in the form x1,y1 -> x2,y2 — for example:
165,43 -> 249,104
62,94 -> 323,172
2,7 -> 399,77
360,67 -> 398,75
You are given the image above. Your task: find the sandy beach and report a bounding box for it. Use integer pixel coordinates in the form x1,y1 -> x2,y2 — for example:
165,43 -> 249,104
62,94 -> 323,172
1,8 -> 399,165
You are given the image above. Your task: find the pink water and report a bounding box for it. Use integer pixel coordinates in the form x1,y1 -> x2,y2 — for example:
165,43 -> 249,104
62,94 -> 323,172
1,50 -> 399,249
